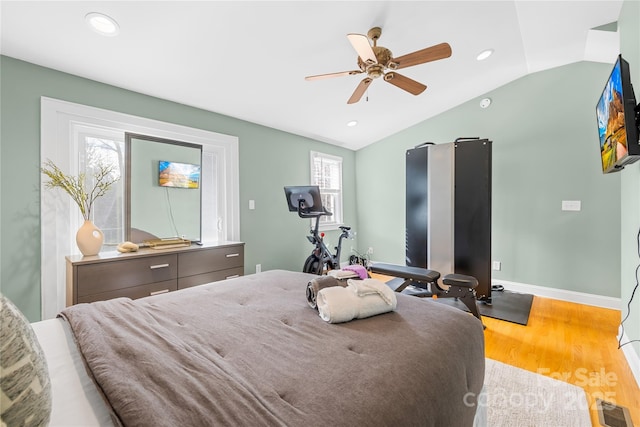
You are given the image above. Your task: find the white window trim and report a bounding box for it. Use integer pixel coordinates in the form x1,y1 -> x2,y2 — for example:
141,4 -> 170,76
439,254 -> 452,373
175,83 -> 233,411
310,151 -> 343,231
40,97 -> 239,319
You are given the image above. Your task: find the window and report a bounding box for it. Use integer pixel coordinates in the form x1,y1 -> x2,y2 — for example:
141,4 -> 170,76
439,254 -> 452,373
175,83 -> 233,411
310,151 -> 343,229
75,126 -> 125,246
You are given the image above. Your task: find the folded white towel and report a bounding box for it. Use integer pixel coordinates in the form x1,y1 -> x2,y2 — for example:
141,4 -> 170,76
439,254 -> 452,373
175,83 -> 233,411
347,278 -> 397,306
316,286 -> 358,323
316,278 -> 397,324
348,278 -> 397,319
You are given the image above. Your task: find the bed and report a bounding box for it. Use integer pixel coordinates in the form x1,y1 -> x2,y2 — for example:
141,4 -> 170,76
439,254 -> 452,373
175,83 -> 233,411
23,269 -> 485,426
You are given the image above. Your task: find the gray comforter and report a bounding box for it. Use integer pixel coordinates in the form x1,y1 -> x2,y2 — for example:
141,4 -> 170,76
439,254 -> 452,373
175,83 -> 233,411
60,270 -> 485,427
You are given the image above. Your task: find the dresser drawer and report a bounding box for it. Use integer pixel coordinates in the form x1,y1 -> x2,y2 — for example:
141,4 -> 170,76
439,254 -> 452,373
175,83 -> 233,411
77,279 -> 178,304
178,245 -> 244,277
76,254 -> 178,297
178,267 -> 244,290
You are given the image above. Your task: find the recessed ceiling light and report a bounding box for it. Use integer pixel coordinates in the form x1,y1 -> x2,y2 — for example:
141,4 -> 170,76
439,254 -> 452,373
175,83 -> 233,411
347,120 -> 358,127
85,12 -> 120,36
476,49 -> 494,61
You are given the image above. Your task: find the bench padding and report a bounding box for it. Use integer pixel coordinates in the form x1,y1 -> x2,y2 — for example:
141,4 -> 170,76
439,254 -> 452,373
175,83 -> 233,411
442,274 -> 479,290
370,263 -> 440,284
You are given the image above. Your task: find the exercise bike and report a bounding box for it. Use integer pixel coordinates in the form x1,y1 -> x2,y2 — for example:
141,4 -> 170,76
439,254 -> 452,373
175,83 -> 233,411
284,185 -> 353,275
302,211 -> 353,275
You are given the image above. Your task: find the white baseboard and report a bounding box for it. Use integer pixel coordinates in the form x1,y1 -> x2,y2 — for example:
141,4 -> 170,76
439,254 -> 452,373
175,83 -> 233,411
491,279 -> 622,310
617,328 -> 640,390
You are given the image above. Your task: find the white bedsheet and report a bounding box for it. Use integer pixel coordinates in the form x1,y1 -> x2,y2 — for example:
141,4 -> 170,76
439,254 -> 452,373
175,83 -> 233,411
31,318 -> 113,426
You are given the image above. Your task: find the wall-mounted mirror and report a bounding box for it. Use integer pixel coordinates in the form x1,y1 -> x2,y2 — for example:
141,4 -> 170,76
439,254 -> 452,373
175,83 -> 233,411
125,133 -> 202,243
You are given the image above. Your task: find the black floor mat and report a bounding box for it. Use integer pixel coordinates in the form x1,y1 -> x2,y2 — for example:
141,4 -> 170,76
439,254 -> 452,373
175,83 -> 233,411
435,289 -> 534,325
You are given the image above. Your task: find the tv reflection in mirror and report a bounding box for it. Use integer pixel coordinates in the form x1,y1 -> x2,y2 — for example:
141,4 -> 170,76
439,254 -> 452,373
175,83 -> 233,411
158,160 -> 201,189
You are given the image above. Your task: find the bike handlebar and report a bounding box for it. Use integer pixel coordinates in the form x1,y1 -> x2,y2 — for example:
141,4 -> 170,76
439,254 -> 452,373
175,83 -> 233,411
297,200 -> 332,219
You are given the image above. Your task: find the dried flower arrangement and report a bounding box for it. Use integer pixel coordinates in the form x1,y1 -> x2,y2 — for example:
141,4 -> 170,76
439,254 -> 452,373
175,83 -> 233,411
41,159 -> 119,221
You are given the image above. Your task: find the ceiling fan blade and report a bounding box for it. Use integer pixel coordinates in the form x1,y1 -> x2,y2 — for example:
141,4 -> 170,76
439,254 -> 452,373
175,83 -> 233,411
384,72 -> 426,95
305,70 -> 362,81
347,78 -> 373,104
391,42 -> 452,70
347,33 -> 377,64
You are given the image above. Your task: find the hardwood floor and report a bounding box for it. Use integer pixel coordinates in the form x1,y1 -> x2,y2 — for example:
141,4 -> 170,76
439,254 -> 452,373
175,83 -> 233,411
369,272 -> 639,425
483,296 -> 639,426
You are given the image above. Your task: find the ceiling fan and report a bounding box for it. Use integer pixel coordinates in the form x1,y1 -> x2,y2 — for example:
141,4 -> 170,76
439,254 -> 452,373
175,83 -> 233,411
305,27 -> 452,104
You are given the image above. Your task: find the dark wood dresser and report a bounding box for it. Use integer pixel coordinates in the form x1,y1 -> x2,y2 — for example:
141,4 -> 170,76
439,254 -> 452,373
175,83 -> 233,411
65,241 -> 244,305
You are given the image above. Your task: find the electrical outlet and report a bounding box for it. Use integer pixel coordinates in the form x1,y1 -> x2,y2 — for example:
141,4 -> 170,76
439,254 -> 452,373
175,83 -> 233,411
367,247 -> 374,255
492,261 -> 501,271
256,264 -> 261,273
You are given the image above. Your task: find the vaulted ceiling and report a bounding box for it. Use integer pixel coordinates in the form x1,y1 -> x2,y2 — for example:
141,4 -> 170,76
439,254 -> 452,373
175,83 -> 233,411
0,1 -> 623,150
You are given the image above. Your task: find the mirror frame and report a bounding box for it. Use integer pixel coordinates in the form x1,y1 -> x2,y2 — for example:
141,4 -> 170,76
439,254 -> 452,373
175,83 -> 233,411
124,133 -> 203,243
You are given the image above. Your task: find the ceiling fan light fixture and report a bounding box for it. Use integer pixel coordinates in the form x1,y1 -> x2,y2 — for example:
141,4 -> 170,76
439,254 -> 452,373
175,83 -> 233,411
85,12 -> 120,36
347,120 -> 358,127
476,49 -> 494,61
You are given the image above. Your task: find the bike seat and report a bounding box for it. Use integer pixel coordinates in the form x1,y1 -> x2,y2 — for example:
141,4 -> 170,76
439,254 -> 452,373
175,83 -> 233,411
339,226 -> 351,231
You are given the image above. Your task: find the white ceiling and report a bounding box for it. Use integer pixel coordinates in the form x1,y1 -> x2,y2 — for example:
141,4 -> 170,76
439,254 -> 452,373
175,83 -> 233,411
0,1 -> 623,150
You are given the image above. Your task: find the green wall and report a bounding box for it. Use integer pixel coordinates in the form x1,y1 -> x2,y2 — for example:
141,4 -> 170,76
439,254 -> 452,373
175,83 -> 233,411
356,60 -> 621,298
0,56 -> 357,321
619,0 -> 640,358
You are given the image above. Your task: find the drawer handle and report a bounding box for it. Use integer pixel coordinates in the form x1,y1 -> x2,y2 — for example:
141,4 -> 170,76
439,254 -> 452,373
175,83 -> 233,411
150,289 -> 170,296
226,253 -> 240,258
226,274 -> 240,279
150,263 -> 170,269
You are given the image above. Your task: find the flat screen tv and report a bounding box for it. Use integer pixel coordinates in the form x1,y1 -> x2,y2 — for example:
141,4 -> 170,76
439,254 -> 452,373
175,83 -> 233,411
596,54 -> 640,173
158,160 -> 201,189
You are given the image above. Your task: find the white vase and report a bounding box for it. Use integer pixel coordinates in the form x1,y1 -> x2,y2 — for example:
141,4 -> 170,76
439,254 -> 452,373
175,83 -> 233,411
76,220 -> 104,256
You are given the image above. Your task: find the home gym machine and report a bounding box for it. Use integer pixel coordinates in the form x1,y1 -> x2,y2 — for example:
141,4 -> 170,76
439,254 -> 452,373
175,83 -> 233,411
284,185 -> 353,275
370,138 -> 492,325
405,137 -> 492,302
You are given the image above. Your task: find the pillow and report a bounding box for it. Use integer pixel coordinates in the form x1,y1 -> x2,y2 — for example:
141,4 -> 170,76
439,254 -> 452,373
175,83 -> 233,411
0,293 -> 52,426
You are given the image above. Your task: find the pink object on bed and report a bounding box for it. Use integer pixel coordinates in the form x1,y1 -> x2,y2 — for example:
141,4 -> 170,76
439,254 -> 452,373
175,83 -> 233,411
342,264 -> 368,279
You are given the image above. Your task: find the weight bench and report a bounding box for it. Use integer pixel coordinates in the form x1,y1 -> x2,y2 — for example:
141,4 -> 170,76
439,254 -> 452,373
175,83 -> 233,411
370,263 -> 484,326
